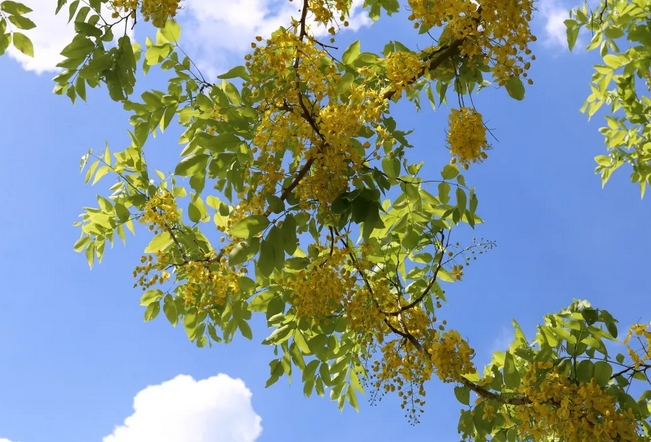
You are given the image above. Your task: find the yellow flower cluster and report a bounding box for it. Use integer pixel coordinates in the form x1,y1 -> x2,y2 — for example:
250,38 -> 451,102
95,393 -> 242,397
447,107 -> 489,168
407,0 -> 536,86
450,264 -> 464,280
385,51 -> 424,99
625,323 -> 651,369
110,0 -> 180,27
240,28 -> 387,215
139,191 -> 179,234
176,254 -> 241,308
428,330 -> 476,382
300,158 -> 350,209
134,194 -> 178,288
285,245 -> 357,320
514,364 -> 640,441
309,0 -> 350,27
371,337 -> 431,421
365,301 -> 454,421
344,285 -> 386,340
133,252 -> 171,289
110,0 -> 137,16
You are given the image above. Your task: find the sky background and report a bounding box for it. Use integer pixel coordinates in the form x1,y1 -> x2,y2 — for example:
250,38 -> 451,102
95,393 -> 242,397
0,0 -> 649,441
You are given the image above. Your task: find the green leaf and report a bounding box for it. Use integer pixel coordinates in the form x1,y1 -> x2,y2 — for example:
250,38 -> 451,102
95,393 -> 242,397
239,320 -> 253,339
266,195 -> 284,214
441,164 -> 459,180
60,36 -> 94,59
576,360 -> 594,382
294,331 -> 311,354
454,385 -> 470,405
303,359 -> 320,382
565,20 -> 580,51
144,231 -> 173,253
257,238 -> 275,277
594,361 -> 612,387
85,243 -> 95,268
505,76 -> 525,100
8,14 -> 35,30
144,302 -> 160,321
12,32 -> 33,56
188,200 -> 202,222
603,54 -> 620,68
73,236 -> 91,252
282,214 -> 298,254
382,156 -> 400,178
1,1 -> 32,14
184,309 -> 198,340
114,203 -> 130,222
503,351 -> 521,388
217,65 -> 250,81
342,40 -> 361,65
336,72 -> 354,96
250,291 -> 273,312
230,215 -> 270,238
229,238 -> 260,266
347,386 -> 359,411
139,289 -> 163,306
267,225 -> 285,271
75,76 -> 87,102
0,33 -> 10,56
163,294 -> 178,326
456,187 -> 466,212
160,20 -> 181,42
315,377 -> 324,396
238,276 -> 256,294
67,0 -> 79,22
174,154 -> 209,177
438,182 -> 450,204
319,363 -> 331,385
75,21 -> 102,38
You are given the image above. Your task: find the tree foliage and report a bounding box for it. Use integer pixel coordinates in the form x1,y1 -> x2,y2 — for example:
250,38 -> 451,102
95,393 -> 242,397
567,0 -> 651,195
4,0 -> 651,440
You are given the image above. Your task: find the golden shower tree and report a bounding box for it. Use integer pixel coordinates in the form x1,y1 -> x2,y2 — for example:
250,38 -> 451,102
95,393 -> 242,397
1,0 -> 650,440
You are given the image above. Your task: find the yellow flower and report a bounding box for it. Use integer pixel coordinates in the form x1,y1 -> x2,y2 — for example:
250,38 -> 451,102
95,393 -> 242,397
447,108 -> 490,167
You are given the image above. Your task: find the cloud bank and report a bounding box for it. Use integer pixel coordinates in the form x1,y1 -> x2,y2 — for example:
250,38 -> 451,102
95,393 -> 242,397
177,0 -> 371,77
538,0 -> 572,48
5,0 -> 74,73
6,0 -> 370,75
102,374 -> 262,442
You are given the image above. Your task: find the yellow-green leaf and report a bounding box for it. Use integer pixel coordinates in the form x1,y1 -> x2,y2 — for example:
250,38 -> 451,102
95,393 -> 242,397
230,215 -> 269,238
12,32 -> 33,56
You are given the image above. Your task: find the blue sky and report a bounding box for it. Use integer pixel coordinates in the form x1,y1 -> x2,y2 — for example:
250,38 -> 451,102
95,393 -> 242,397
1,1 -> 649,442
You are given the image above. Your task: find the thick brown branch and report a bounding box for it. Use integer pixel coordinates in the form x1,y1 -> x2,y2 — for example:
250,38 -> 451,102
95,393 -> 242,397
297,0 -> 309,40
458,377 -> 531,406
384,319 -> 424,352
279,157 -> 314,201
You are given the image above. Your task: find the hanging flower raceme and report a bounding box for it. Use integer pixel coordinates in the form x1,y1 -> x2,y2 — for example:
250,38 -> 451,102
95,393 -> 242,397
447,107 -> 489,168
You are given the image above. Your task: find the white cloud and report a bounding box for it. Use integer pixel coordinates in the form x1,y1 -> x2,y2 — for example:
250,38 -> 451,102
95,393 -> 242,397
5,1 -> 135,74
0,438 -> 18,442
538,0 -> 573,48
5,0 -> 73,73
102,374 -> 262,442
178,0 -> 372,78
9,0 -> 371,76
